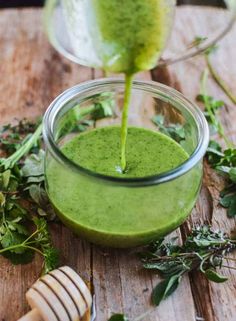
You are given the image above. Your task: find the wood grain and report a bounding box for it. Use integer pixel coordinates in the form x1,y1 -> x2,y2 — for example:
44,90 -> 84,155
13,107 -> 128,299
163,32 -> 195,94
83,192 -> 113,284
0,6 -> 235,321
152,7 -> 236,321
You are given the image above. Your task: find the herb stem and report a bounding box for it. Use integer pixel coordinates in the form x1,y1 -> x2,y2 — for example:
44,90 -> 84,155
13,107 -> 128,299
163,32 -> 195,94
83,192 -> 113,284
0,243 -> 43,256
23,245 -> 44,256
0,123 -> 42,169
200,69 -> 233,149
206,55 -> 236,105
22,228 -> 41,244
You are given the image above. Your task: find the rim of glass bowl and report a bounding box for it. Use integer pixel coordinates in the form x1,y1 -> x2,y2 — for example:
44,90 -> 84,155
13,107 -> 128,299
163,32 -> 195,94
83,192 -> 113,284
43,78 -> 209,187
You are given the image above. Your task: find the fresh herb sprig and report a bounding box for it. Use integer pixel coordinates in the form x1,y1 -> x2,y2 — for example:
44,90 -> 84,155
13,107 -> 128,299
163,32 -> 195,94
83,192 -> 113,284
0,216 -> 59,274
207,140 -> 236,217
0,94 -> 114,270
197,69 -> 232,147
188,36 -> 236,217
191,36 -> 236,105
0,120 -> 58,271
195,50 -> 236,217
107,226 -> 236,321
141,226 -> 236,306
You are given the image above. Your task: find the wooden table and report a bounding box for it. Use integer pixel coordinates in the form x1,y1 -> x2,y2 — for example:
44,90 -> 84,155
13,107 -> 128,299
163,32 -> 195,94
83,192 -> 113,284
0,6 -> 236,321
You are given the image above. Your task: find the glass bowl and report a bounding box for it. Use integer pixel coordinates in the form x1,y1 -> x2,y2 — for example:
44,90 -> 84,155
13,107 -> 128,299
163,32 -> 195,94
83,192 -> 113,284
43,79 -> 209,248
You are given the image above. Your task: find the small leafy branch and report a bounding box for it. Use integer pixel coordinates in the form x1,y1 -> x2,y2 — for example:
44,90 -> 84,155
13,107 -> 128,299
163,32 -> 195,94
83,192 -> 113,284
192,36 -> 236,105
141,226 -> 236,306
0,120 -> 58,271
194,42 -> 236,217
108,226 -> 236,321
0,93 -> 114,271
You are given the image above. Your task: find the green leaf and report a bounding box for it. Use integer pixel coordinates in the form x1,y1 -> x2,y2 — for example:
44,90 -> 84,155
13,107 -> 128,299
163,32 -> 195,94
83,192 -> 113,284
2,249 -> 34,265
190,36 -> 208,48
205,44 -> 218,55
216,166 -> 231,175
0,192 -> 5,207
1,230 -> 26,253
1,170 -> 11,189
220,194 -> 233,208
8,177 -> 19,192
29,184 -> 48,207
27,175 -> 45,184
152,115 -> 185,143
22,150 -> 44,177
43,247 -> 60,274
229,168 -> 236,183
220,192 -> 236,217
0,123 -> 42,170
152,274 -> 181,306
108,314 -> 129,321
91,93 -> 114,120
144,261 -> 186,278
228,199 -> 236,218
10,222 -> 29,236
205,269 -> 228,283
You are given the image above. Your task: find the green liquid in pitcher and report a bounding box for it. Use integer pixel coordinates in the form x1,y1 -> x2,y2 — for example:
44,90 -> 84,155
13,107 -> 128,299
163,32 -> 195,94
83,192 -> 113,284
89,0 -> 175,74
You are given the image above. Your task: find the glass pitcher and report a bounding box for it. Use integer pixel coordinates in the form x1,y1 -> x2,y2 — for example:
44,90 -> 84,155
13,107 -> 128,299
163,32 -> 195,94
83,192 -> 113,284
44,0 -> 176,72
44,0 -> 236,69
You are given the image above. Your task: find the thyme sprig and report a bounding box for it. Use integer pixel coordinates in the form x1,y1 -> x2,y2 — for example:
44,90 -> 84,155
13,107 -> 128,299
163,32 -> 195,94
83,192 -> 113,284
108,226 -> 236,320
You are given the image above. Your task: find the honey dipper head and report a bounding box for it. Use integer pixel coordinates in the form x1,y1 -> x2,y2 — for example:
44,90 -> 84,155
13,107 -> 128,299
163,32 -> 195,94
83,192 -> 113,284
26,266 -> 92,321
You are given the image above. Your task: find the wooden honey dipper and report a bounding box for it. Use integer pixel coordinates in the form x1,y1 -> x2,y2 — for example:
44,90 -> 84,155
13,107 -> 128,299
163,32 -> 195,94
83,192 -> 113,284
18,266 -> 92,321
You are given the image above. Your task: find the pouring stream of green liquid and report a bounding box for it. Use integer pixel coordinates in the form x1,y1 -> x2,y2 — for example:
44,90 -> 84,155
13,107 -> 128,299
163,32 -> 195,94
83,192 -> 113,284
86,0 -> 176,172
120,74 -> 133,171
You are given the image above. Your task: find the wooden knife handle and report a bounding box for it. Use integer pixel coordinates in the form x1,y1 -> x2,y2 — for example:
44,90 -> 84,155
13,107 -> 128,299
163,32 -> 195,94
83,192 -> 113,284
17,309 -> 42,321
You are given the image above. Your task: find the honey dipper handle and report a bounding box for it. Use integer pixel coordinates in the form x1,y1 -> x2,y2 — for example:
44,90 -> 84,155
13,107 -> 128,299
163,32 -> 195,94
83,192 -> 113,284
17,309 -> 42,321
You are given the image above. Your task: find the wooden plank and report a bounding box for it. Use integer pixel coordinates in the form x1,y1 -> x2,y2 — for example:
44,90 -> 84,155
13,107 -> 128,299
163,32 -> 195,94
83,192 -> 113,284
0,6 -> 235,321
152,7 -> 236,321
0,8 -> 92,321
91,69 -> 196,321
